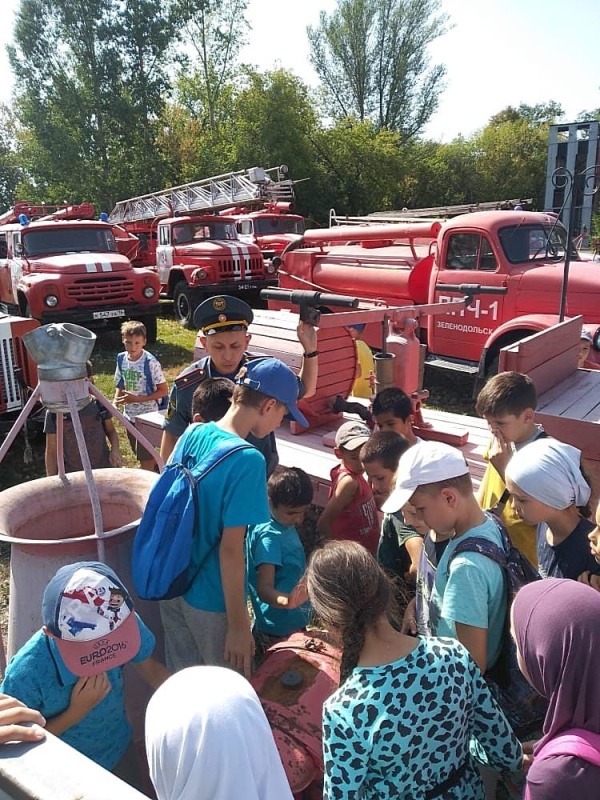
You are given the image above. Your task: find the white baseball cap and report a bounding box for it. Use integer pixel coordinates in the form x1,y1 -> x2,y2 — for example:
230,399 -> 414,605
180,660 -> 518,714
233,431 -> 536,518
381,441 -> 470,513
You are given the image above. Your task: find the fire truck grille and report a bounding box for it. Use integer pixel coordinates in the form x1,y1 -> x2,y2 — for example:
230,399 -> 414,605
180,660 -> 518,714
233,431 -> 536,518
66,276 -> 135,303
217,258 -> 264,280
0,334 -> 19,410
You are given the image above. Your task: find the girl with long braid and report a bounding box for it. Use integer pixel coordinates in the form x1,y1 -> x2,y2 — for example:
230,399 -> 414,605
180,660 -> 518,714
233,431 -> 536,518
306,541 -> 522,800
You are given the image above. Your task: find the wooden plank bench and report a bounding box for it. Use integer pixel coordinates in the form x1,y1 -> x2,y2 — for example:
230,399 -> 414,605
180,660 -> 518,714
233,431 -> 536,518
135,406 -> 489,509
499,315 -> 600,504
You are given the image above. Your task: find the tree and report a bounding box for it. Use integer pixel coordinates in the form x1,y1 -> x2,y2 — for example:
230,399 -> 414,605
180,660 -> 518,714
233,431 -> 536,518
175,0 -> 249,136
9,0 -> 178,208
307,0 -> 448,139
489,101 -> 563,127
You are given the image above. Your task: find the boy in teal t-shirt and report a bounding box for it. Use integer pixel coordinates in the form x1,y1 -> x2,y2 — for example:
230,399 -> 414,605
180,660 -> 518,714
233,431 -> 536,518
247,467 -> 314,655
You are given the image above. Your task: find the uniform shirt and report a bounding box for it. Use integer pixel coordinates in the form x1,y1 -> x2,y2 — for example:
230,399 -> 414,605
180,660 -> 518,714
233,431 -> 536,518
44,399 -> 111,472
246,518 -> 311,636
420,517 -> 506,670
171,422 -> 271,612
0,616 -> 155,770
163,354 -> 305,476
322,638 -> 522,800
328,464 -> 380,554
537,517 -> 599,580
114,350 -> 166,420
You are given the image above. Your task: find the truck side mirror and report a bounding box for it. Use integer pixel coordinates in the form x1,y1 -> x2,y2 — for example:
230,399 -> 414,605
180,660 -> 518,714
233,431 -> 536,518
14,242 -> 23,257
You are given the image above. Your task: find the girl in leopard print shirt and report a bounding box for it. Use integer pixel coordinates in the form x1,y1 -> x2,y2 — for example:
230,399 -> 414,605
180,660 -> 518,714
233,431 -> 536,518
307,541 -> 522,799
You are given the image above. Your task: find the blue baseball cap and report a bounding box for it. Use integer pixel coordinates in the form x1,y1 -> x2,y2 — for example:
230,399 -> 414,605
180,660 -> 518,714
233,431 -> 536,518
236,357 -> 308,428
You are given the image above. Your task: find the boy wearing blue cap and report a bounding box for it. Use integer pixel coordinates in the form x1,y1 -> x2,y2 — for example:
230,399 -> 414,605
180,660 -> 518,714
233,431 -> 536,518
1,561 -> 169,784
160,294 -> 318,473
160,356 -> 308,679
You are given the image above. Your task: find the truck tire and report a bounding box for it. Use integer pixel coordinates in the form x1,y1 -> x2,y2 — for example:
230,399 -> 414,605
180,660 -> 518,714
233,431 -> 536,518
173,281 -> 201,329
141,315 -> 158,344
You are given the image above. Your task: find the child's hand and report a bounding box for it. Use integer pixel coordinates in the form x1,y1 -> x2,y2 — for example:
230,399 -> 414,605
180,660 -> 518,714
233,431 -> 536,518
401,597 -> 418,635
69,674 -> 111,720
114,392 -> 141,406
578,571 -> 600,592
522,739 -> 539,773
0,694 -> 46,744
488,432 -> 512,480
109,450 -> 123,468
224,625 -> 255,679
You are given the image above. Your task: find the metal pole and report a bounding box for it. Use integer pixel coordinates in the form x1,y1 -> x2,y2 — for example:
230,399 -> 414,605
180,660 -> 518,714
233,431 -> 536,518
559,170 -> 579,322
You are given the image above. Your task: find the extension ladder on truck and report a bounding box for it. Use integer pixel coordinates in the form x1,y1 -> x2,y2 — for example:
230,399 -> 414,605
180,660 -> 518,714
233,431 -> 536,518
328,198 -> 533,226
109,167 -> 295,224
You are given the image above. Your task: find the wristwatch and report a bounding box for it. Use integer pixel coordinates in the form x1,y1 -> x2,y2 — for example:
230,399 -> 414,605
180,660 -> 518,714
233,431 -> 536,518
303,351 -> 319,359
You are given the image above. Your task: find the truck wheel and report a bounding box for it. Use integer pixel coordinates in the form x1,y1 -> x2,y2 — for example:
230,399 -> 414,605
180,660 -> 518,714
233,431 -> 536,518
142,315 -> 158,344
173,281 -> 199,329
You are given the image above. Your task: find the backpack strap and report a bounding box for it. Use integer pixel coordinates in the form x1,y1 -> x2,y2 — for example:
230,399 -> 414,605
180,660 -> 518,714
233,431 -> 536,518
450,536 -> 507,569
116,352 -> 125,389
534,729 -> 600,766
180,439 -> 254,589
143,352 -> 156,395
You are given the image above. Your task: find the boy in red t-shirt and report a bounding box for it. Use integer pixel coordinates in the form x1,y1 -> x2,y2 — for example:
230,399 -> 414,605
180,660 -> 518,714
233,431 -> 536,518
317,421 -> 380,554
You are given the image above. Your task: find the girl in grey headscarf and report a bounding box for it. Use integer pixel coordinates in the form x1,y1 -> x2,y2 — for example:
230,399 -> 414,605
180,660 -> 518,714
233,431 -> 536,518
505,438 -> 596,580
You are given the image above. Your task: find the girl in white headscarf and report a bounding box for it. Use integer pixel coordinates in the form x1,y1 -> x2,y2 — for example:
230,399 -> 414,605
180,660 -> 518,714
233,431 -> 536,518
145,666 -> 293,800
505,438 -> 597,580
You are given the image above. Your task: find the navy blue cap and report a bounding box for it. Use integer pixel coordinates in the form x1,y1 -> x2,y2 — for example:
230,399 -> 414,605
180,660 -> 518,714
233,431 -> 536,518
194,295 -> 254,334
235,357 -> 308,428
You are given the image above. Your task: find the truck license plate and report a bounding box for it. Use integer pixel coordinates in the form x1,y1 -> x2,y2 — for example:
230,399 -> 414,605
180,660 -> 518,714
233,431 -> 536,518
237,283 -> 257,291
92,309 -> 126,320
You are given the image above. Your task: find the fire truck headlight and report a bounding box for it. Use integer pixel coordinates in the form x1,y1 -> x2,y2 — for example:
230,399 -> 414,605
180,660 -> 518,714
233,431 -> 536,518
265,262 -> 277,274
143,286 -> 156,298
44,294 -> 59,307
191,268 -> 207,282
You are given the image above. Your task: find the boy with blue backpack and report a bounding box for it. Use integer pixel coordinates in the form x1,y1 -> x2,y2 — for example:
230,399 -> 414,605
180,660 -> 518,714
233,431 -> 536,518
154,356 -> 308,679
114,320 -> 168,471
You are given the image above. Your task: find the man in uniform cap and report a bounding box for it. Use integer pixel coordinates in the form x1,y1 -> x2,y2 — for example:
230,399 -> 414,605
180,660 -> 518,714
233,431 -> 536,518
160,295 -> 318,473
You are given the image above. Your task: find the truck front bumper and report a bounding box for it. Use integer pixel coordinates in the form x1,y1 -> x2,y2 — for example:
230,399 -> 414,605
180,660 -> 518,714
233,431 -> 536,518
39,303 -> 161,326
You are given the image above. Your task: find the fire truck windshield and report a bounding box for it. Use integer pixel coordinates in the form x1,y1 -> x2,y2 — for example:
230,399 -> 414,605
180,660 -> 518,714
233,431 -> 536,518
23,227 -> 118,256
173,221 -> 237,243
253,217 -> 305,235
498,224 -> 569,264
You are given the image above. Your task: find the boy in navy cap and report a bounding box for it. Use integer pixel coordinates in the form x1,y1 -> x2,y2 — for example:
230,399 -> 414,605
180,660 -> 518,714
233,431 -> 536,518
160,356 -> 308,679
1,562 -> 169,783
160,294 -> 318,473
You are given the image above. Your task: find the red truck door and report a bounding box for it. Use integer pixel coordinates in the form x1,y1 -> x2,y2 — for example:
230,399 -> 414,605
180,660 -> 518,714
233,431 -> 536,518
429,230 -> 507,363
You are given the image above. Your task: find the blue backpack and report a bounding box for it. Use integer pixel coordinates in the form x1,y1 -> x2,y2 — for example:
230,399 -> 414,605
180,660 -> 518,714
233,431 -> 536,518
132,440 -> 251,600
117,352 -> 168,411
450,513 -> 547,737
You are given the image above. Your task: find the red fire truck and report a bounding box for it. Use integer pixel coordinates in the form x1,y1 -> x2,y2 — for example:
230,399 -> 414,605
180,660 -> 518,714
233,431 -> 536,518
0,202 -> 160,341
109,168 -> 293,327
272,209 -> 600,377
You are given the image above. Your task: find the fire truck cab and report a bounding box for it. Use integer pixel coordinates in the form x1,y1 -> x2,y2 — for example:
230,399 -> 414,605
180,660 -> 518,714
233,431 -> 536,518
0,202 -> 160,341
234,202 -> 305,263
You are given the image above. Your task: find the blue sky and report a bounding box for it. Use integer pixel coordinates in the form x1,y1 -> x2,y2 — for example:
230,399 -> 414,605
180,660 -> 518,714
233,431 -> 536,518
1,0 -> 598,141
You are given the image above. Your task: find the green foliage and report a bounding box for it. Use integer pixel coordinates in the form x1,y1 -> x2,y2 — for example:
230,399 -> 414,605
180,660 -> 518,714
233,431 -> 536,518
9,0 -> 177,208
307,0 -> 448,139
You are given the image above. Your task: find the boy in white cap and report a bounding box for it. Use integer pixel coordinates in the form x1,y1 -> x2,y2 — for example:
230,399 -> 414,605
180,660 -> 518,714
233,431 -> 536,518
1,561 -> 169,783
383,441 -> 506,675
317,421 -> 380,554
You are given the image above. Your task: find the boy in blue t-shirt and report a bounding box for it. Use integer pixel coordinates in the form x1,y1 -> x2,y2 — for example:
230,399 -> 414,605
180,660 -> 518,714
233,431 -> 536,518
0,562 -> 169,784
247,467 -> 313,656
383,441 -> 506,676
